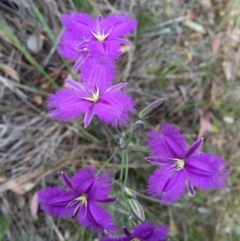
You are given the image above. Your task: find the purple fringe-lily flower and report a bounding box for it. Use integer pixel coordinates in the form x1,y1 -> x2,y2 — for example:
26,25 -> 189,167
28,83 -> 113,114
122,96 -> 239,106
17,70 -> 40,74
58,13 -> 137,69
48,57 -> 135,127
146,123 -> 228,204
48,79 -> 135,127
101,221 -> 168,241
38,167 -> 116,234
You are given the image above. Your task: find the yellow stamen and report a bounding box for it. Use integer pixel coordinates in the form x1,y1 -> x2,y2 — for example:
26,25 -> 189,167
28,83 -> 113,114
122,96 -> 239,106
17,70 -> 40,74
175,159 -> 185,171
96,34 -> 106,42
131,238 -> 140,241
82,87 -> 100,103
90,88 -> 100,102
75,194 -> 88,206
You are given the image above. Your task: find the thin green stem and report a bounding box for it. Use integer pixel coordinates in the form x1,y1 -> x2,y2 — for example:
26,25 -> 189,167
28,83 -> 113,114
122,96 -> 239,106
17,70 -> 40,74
124,150 -> 129,185
101,121 -> 119,145
126,146 -> 150,154
120,149 -> 125,181
97,147 -> 119,175
78,126 -> 102,145
121,132 -> 134,149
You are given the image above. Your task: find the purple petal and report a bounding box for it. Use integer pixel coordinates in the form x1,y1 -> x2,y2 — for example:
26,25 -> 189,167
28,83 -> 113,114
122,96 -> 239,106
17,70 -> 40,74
186,181 -> 195,196
185,137 -> 204,158
101,238 -> 129,241
95,91 -> 135,126
88,41 -> 121,59
97,197 -> 117,203
148,124 -> 187,159
61,172 -> 73,189
71,167 -> 112,201
79,201 -> 116,234
101,14 -> 138,39
65,79 -> 86,92
84,105 -> 95,128
62,13 -> 94,38
71,167 -> 97,194
81,56 -> 117,91
57,31 -> 83,60
147,167 -> 186,204
146,156 -> 174,165
38,187 -> 78,217
47,89 -> 92,121
185,153 -> 228,190
72,51 -> 89,71
116,37 -> 132,45
89,173 -> 112,201
132,221 -> 154,239
123,227 -> 131,236
105,82 -> 128,93
146,224 -> 169,241
131,221 -> 168,241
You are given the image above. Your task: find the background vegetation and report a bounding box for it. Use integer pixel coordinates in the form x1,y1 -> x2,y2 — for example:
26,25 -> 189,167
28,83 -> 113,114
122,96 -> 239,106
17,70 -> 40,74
0,0 -> 239,240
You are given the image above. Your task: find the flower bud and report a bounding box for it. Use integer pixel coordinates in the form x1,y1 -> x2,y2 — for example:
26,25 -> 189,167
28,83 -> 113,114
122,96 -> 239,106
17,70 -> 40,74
123,186 -> 145,222
123,186 -> 136,199
128,198 -> 145,222
132,120 -> 145,132
138,98 -> 168,119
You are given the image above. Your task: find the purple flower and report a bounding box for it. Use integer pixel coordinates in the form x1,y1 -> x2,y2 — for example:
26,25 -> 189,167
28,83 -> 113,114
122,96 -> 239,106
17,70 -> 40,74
101,221 -> 168,241
38,167 -> 116,234
58,13 -> 137,69
48,79 -> 135,127
146,123 -> 228,204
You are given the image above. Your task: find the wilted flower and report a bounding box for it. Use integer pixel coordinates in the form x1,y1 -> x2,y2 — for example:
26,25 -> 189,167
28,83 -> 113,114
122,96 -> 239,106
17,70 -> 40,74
38,167 -> 116,234
101,221 -> 168,241
58,13 -> 137,69
146,123 -> 228,204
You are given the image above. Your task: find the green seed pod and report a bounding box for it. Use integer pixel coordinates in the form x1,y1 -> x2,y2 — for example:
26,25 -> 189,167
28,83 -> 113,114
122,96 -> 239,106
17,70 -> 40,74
138,98 -> 168,119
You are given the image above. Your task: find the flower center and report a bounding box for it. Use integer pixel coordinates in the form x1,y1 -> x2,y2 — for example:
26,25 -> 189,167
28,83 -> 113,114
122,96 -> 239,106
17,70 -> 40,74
131,238 -> 140,241
67,193 -> 88,209
75,194 -> 88,206
81,87 -> 100,103
95,33 -> 107,42
89,15 -> 113,43
175,159 -> 185,171
90,89 -> 100,103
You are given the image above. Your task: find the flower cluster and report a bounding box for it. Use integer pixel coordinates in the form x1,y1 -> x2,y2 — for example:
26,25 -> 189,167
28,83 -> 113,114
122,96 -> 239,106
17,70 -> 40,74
48,13 -> 137,127
38,11 -> 228,241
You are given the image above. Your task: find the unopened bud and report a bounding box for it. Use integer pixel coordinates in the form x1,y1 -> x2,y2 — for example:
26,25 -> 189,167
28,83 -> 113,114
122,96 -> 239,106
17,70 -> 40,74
138,98 -> 168,119
123,186 -> 136,199
128,198 -> 145,222
123,186 -> 145,222
132,120 -> 145,132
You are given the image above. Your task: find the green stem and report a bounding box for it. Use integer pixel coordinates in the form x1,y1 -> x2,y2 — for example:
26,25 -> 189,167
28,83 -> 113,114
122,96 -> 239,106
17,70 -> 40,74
126,146 -> 150,154
121,132 -> 134,149
124,150 -> 129,185
101,121 -> 119,145
97,147 -> 119,175
120,149 -> 125,181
